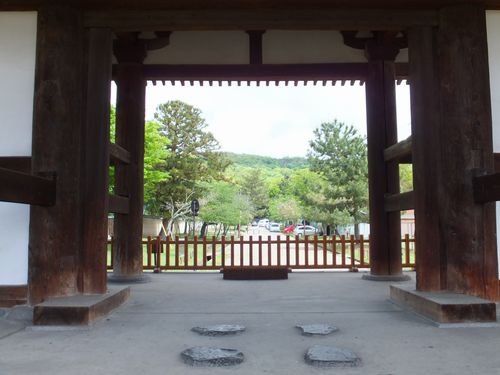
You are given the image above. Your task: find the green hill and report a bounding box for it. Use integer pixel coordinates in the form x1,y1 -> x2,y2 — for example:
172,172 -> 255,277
225,152 -> 309,169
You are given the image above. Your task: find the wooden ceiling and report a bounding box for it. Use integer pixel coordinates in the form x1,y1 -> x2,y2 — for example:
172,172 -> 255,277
2,0 -> 500,10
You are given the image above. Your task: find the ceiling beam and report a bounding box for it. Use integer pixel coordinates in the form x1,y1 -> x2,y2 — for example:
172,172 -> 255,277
84,9 -> 438,31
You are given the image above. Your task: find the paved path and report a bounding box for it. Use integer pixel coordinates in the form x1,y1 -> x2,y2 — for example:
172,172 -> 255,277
1,272 -> 499,375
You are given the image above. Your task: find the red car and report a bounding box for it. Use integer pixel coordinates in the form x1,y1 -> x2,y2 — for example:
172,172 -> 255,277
283,225 -> 295,233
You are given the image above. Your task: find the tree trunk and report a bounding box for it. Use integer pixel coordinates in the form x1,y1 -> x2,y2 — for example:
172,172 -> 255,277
354,223 -> 360,240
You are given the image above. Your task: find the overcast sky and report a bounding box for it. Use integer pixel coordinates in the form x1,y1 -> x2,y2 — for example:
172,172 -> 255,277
112,81 -> 411,158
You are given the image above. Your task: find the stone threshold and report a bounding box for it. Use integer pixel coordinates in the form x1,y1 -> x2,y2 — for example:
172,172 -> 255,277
390,284 -> 497,324
33,286 -> 130,326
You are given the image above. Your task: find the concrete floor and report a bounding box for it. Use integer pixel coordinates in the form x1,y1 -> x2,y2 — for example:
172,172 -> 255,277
1,272 -> 499,375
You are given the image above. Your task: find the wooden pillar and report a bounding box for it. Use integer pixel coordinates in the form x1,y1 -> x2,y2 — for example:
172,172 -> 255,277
408,26 -> 445,291
434,5 -> 498,300
79,28 -> 113,294
363,33 -> 407,281
110,34 -> 148,282
29,5 -> 85,304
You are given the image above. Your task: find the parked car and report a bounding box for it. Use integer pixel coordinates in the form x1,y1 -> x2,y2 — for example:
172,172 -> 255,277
294,225 -> 318,236
269,223 -> 281,232
251,220 -> 258,226
258,219 -> 269,227
283,224 -> 295,233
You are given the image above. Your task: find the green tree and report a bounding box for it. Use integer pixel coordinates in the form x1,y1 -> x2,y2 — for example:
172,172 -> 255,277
239,169 -> 270,218
269,196 -> 302,223
150,101 -> 230,223
199,181 -> 253,236
109,107 -> 170,212
307,120 -> 368,236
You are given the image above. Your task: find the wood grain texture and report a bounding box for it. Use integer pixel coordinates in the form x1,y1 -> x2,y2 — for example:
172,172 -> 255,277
436,4 -> 498,300
408,25 -> 445,292
29,5 -> 85,304
0,167 -> 55,206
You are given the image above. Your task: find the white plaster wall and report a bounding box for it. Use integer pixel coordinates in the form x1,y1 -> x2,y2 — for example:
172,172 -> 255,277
487,10 -> 500,270
144,30 -> 408,65
0,12 -> 37,285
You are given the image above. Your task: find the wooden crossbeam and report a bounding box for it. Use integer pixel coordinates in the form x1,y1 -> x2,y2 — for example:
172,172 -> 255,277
108,194 -> 129,214
109,143 -> 130,165
84,9 -> 438,31
384,136 -> 412,164
0,156 -> 31,173
473,172 -> 500,203
384,191 -> 414,212
0,167 -> 55,206
133,63 -> 409,82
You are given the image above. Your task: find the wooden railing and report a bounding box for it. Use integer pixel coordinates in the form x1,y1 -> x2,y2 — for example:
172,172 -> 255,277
107,234 -> 415,272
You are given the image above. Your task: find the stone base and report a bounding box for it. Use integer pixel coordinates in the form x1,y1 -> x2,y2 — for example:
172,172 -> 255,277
362,273 -> 411,282
390,284 -> 497,324
0,285 -> 28,307
107,273 -> 151,284
222,267 -> 289,280
33,287 -> 130,326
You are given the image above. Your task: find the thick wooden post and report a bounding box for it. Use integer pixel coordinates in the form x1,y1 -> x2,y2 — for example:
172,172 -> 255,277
408,26 -> 445,291
434,5 -> 498,300
79,28 -> 113,294
29,5 -> 85,304
110,34 -> 148,282
363,33 -> 408,281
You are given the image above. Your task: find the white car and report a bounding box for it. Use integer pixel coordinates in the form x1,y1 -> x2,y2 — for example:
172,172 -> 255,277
269,223 -> 281,232
294,225 -> 318,236
258,219 -> 269,227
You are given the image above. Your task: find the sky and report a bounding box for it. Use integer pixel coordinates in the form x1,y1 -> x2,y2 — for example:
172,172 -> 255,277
112,81 -> 412,158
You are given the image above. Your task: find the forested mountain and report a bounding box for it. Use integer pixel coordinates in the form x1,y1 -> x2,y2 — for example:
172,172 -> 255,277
224,152 -> 309,169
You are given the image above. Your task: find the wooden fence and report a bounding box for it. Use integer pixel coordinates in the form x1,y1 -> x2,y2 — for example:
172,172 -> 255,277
107,234 -> 415,272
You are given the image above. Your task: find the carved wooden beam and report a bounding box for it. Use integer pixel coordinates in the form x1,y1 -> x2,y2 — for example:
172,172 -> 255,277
0,156 -> 31,173
473,172 -> 500,203
384,136 -> 412,164
109,143 -> 131,165
384,191 -> 414,212
108,194 -> 130,214
0,167 -> 55,206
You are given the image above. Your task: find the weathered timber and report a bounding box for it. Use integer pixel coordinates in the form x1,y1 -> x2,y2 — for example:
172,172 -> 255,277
135,63 -> 409,83
408,25 -> 444,292
29,5 -> 85,304
0,285 -> 28,308
79,28 -> 113,295
384,136 -> 412,163
473,172 -> 500,203
384,191 -> 415,212
111,33 -> 147,281
0,156 -> 31,173
436,4 -> 498,300
84,9 -> 437,31
0,167 -> 55,206
108,194 -> 130,214
246,30 -> 265,65
109,142 -> 131,165
364,32 -> 402,277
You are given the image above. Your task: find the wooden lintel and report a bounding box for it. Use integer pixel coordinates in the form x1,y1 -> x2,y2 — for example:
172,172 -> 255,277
109,194 -> 130,214
84,9 -> 438,31
0,156 -> 31,173
109,143 -> 131,165
115,63 -> 408,83
384,191 -> 414,212
384,136 -> 412,163
0,167 -> 55,206
473,172 -> 500,203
